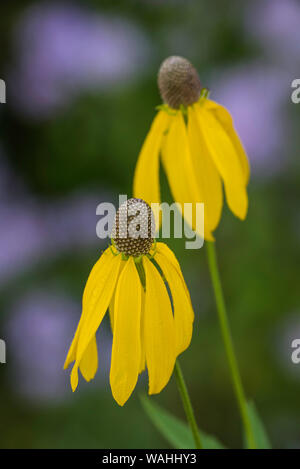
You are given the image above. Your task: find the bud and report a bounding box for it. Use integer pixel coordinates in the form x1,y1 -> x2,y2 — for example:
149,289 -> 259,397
111,198 -> 155,257
158,56 -> 202,109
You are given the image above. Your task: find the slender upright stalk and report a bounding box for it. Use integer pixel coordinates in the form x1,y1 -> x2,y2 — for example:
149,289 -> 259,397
205,241 -> 255,449
174,361 -> 203,449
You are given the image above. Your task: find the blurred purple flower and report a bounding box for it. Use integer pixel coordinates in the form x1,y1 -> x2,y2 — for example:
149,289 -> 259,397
10,2 -> 151,118
5,290 -> 111,403
245,0 -> 300,68
211,64 -> 289,178
0,185 -> 109,284
43,190 -> 111,253
0,199 -> 45,283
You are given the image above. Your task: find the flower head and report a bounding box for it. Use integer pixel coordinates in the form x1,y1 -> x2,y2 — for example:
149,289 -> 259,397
158,56 -> 202,109
134,56 -> 250,240
64,198 -> 194,406
111,198 -> 155,256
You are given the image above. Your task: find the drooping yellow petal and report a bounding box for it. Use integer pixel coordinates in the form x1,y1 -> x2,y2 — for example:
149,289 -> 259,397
64,322 -> 81,370
162,112 -> 214,240
70,252 -> 122,391
79,335 -> 98,382
110,257 -> 142,406
77,253 -> 122,358
133,110 -> 170,229
70,361 -> 79,392
143,256 -> 176,395
156,242 -> 184,273
188,105 -> 223,234
205,99 -> 250,184
139,289 -> 146,374
64,247 -> 113,370
109,260 -> 126,333
156,242 -> 190,302
155,251 -> 194,355
195,102 -> 248,220
109,292 -> 115,334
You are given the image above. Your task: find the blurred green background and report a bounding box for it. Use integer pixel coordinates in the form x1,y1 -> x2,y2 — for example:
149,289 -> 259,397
0,0 -> 300,449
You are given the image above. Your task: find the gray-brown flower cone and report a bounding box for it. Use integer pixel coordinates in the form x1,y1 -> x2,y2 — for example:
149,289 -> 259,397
112,198 -> 155,256
158,56 -> 202,109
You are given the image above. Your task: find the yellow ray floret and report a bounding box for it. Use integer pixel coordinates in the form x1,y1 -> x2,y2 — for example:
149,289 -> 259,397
133,98 -> 249,239
64,242 -> 194,406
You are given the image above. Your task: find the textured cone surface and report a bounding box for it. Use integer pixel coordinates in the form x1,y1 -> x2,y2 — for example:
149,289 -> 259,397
158,56 -> 202,109
112,198 -> 155,256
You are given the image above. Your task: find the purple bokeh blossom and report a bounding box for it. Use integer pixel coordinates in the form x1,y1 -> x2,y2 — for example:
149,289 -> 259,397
0,150 -> 114,402
0,150 -> 110,284
211,64 -> 289,178
5,290 -> 111,402
245,0 -> 300,69
10,2 -> 151,118
0,188 -> 109,284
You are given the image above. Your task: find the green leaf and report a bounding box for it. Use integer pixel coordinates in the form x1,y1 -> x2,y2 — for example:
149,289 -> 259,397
140,395 -> 225,449
245,401 -> 272,449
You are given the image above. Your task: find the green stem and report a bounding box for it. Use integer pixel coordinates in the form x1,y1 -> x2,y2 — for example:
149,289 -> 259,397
174,361 -> 203,449
205,241 -> 256,449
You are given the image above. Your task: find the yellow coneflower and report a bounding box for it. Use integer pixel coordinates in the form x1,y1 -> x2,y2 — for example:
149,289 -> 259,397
133,56 -> 250,241
64,198 -> 194,406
